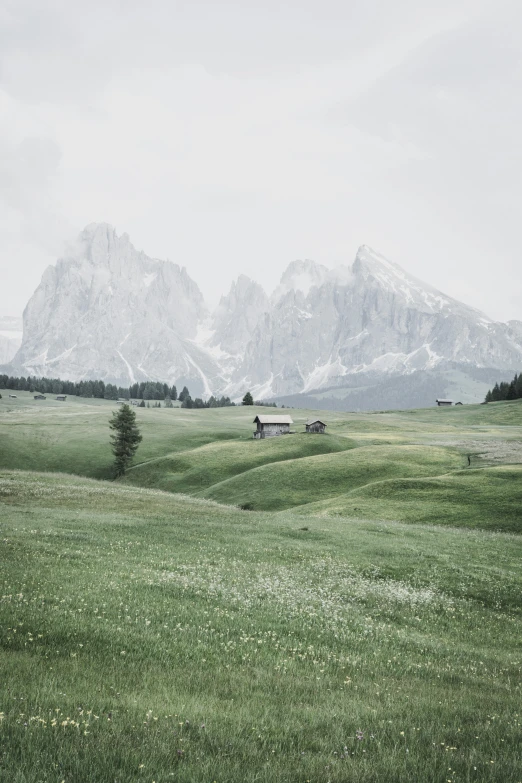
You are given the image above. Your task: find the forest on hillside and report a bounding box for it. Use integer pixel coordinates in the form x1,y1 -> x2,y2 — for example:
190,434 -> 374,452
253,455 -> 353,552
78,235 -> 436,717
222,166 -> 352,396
484,372 -> 522,401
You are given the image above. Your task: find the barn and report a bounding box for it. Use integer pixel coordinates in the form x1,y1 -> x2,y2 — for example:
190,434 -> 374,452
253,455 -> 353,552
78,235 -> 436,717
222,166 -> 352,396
253,414 -> 293,439
56,395 -> 67,401
306,418 -> 327,433
34,394 -> 46,400
436,399 -> 453,406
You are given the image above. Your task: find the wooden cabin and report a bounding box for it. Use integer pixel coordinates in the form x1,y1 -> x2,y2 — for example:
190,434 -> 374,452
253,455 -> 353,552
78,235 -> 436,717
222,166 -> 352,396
436,399 -> 453,406
34,394 -> 46,400
253,414 -> 293,439
306,418 -> 327,433
56,395 -> 67,401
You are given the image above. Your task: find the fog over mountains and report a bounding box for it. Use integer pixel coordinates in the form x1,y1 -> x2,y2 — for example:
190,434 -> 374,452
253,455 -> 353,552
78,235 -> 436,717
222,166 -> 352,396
5,223 -> 522,410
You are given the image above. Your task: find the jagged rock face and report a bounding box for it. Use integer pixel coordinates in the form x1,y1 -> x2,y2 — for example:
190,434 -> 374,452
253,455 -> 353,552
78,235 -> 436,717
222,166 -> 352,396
211,275 -> 269,357
226,246 -> 522,398
14,224 -> 224,393
10,226 -> 522,406
0,317 -> 23,365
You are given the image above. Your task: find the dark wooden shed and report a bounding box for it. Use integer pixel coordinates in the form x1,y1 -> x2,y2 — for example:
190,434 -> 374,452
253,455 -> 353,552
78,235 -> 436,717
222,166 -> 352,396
253,414 -> 293,439
306,418 -> 327,433
436,399 -> 453,407
34,394 -> 46,400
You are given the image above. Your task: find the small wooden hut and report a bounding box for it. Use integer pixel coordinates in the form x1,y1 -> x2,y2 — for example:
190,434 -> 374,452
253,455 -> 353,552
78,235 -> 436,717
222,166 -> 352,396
305,418 -> 327,433
253,414 -> 293,439
56,395 -> 67,401
436,399 -> 453,406
34,394 -> 46,400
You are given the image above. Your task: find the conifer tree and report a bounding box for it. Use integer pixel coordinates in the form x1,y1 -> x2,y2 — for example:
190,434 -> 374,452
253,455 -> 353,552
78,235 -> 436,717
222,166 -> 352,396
242,391 -> 254,405
109,403 -> 142,477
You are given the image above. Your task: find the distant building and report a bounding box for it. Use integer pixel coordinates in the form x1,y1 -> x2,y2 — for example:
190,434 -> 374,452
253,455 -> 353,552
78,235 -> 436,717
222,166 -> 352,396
436,399 -> 453,406
9,394 -> 17,398
56,395 -> 67,401
253,414 -> 293,439
34,394 -> 46,400
305,418 -> 327,433
455,401 -> 463,405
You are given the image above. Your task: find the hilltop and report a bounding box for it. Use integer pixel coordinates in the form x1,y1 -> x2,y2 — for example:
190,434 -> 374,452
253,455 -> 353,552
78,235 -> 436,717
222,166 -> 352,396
1,391 -> 521,531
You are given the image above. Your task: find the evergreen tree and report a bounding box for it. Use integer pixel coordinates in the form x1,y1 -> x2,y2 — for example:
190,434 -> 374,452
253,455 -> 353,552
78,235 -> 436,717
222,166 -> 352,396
178,386 -> 190,402
138,399 -> 145,408
181,395 -> 193,408
109,403 -> 142,477
506,381 -> 517,400
143,382 -> 156,400
104,383 -> 119,400
170,385 -> 178,401
242,391 -> 254,405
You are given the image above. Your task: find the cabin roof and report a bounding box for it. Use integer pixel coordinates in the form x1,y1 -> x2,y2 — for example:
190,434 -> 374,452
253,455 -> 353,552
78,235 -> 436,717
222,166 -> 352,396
306,418 -> 327,426
253,414 -> 294,425
436,399 -> 453,403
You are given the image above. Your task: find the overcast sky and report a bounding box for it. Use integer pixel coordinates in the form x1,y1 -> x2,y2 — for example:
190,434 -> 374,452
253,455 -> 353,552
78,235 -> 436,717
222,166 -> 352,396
1,0 -> 521,321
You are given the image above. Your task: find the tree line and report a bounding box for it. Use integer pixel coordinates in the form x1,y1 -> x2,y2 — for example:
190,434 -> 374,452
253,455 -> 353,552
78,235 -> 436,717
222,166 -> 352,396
484,372 -> 522,402
0,374 -> 178,400
0,373 -> 238,408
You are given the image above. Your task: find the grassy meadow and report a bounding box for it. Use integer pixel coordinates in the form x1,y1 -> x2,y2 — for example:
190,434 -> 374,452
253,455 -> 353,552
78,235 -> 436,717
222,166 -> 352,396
1,391 -> 521,781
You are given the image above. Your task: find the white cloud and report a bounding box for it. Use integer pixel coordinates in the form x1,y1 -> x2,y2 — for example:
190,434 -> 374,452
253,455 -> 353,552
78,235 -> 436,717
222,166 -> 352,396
0,0 -> 519,321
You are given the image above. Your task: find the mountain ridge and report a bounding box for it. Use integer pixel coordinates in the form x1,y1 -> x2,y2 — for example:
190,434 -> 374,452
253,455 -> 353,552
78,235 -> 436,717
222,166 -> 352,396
5,223 -> 522,409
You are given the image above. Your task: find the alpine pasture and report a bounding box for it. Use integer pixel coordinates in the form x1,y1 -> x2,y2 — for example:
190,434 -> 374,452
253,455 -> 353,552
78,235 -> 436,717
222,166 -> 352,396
1,392 -> 521,782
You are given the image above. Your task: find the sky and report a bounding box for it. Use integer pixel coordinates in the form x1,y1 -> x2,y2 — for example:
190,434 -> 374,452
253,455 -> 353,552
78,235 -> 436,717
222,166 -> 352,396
1,0 -> 521,321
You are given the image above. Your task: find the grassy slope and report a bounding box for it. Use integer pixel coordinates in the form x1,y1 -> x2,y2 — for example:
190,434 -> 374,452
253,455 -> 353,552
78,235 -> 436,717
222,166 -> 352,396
201,444 -> 464,511
0,393 -> 250,479
1,470 -> 521,782
291,465 -> 522,532
1,392 -> 521,528
122,432 -> 356,494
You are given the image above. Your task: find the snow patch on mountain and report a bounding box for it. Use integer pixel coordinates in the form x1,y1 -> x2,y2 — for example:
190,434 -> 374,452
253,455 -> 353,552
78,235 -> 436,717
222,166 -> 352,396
301,357 -> 348,393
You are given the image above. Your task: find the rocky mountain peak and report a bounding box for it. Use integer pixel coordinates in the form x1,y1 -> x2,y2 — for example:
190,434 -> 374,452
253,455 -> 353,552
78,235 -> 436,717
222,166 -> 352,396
272,258 -> 329,302
211,275 -> 269,357
77,222 -> 119,264
7,226 -> 522,409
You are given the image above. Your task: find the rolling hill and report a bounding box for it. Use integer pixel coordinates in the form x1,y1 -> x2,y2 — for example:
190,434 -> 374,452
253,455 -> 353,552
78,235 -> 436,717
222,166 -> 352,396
1,392 -> 522,781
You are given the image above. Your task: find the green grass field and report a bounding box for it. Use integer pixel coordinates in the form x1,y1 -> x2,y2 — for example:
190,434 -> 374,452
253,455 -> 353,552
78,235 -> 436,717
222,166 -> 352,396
1,391 -> 521,781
